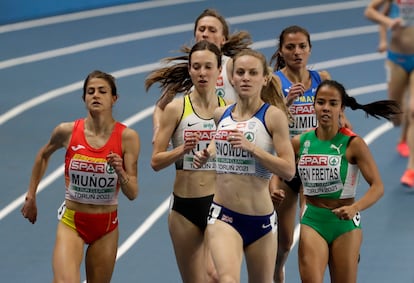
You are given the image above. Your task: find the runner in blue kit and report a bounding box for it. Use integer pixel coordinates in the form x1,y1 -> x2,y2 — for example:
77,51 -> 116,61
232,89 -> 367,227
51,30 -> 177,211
268,25 -> 350,283
365,0 -> 414,187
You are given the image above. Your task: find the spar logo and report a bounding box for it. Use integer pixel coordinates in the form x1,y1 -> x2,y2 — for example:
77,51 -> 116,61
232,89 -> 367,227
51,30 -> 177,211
184,130 -> 216,141
215,130 -> 231,140
71,160 -> 106,173
291,104 -> 314,115
299,155 -> 340,167
299,155 -> 328,166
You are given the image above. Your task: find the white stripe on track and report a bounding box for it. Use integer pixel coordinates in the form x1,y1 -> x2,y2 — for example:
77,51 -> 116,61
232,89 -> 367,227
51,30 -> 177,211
0,83 -> 392,230
0,0 -> 204,34
0,0 -> 384,272
0,50 -> 386,126
0,1 -> 370,70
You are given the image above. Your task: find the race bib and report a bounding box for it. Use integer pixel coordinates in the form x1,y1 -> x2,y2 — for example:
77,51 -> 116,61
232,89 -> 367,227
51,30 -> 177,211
183,129 -> 216,170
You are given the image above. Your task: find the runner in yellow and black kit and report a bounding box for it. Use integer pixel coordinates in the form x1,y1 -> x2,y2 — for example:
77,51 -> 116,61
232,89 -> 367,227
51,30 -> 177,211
147,40 -> 228,283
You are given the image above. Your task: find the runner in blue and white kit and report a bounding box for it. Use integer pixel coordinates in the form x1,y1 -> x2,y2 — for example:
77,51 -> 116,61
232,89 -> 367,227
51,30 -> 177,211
194,49 -> 295,283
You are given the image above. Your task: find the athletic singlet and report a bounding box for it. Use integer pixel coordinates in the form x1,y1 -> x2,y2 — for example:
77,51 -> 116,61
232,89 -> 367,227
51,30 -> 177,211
215,103 -> 274,179
171,94 -> 226,170
216,55 -> 237,101
65,119 -> 125,205
389,1 -> 399,18
297,127 -> 360,199
275,70 -> 322,137
394,0 -> 414,26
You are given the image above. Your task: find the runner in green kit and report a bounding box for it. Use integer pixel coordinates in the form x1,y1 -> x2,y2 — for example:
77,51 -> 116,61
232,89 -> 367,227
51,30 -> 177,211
293,80 -> 400,283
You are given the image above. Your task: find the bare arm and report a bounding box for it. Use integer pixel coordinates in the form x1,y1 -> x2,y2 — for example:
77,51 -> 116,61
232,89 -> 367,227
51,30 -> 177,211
244,106 -> 295,180
332,137 -> 384,219
152,105 -> 165,144
21,122 -> 73,224
151,98 -> 198,171
377,0 -> 390,52
350,137 -> 384,210
365,0 -> 402,29
118,128 -> 140,200
378,24 -> 388,52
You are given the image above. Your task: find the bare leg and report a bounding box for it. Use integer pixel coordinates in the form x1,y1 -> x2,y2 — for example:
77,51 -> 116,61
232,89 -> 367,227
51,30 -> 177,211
169,211 -> 209,283
52,222 -> 84,283
273,177 -> 298,283
328,229 -> 362,283
400,71 -> 414,186
85,228 -> 118,283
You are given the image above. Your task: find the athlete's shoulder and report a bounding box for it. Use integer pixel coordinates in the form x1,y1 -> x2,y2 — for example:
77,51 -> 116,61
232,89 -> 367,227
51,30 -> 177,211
56,120 -> 76,135
164,95 -> 185,112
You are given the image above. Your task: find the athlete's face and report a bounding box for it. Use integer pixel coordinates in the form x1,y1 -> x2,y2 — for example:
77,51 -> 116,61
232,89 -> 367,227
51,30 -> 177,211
279,32 -> 311,70
189,49 -> 221,95
84,78 -> 117,112
314,85 -> 344,128
195,16 -> 226,49
231,55 -> 267,99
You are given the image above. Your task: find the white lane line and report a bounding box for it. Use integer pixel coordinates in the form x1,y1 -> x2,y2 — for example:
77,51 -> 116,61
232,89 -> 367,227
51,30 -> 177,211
0,83 -> 390,222
116,196 -> 170,260
0,1 -> 371,70
0,164 -> 64,221
0,63 -> 159,126
0,0 -> 204,34
0,0 -> 384,265
0,74 -> 392,272
229,0 -> 369,25
252,25 -> 378,50
0,51 -> 386,126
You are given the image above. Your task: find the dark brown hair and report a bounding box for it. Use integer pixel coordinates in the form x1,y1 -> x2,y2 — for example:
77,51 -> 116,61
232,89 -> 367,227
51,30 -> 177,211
315,80 -> 401,120
82,70 -> 117,101
269,25 -> 312,71
145,40 -> 222,109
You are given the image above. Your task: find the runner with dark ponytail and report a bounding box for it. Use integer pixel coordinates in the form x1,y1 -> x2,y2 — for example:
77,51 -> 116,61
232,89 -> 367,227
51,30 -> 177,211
317,80 -> 401,121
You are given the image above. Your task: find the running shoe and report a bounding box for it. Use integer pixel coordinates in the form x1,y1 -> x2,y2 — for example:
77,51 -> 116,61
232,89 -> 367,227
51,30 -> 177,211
400,169 -> 414,188
397,141 -> 409,158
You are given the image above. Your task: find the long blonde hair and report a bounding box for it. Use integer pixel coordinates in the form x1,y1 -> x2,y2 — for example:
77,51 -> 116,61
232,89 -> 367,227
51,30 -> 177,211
232,49 -> 293,121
